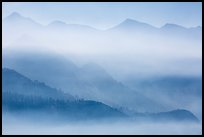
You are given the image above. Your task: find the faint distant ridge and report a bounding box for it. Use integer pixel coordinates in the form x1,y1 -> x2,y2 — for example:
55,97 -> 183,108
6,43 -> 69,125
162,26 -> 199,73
4,12 -> 201,32
3,12 -> 202,40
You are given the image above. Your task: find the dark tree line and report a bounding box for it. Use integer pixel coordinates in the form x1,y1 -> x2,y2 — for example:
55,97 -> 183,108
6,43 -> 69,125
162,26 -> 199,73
2,91 -> 125,120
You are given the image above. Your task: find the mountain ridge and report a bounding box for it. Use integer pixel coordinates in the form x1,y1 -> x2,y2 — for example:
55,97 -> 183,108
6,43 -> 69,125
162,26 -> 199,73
3,12 -> 201,31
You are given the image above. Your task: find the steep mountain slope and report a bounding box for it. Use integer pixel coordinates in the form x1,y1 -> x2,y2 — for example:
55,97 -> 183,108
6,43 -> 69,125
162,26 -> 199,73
2,68 -> 74,100
2,68 -> 126,120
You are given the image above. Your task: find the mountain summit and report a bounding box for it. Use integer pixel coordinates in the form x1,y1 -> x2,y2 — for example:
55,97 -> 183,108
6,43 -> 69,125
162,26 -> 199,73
108,18 -> 157,33
6,12 -> 22,19
4,12 -> 38,24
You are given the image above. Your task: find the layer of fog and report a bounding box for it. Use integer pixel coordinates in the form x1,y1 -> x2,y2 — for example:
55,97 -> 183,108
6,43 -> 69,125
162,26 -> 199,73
3,28 -> 202,80
3,114 -> 202,135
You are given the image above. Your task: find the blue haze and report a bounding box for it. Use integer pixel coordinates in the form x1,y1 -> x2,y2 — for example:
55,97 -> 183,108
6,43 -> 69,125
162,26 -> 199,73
2,3 -> 202,135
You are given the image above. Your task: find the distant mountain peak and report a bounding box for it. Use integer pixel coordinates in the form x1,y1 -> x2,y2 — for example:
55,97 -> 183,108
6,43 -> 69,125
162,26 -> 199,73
109,18 -> 157,31
5,12 -> 35,22
5,12 -> 24,21
3,12 -> 42,28
121,18 -> 143,25
9,12 -> 22,18
161,23 -> 186,29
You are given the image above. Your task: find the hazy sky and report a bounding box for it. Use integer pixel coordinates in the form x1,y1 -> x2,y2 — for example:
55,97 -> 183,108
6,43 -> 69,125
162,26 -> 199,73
2,2 -> 202,29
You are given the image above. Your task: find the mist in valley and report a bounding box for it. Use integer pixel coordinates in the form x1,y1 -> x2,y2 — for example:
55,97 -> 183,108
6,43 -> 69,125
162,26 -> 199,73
3,113 -> 202,135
